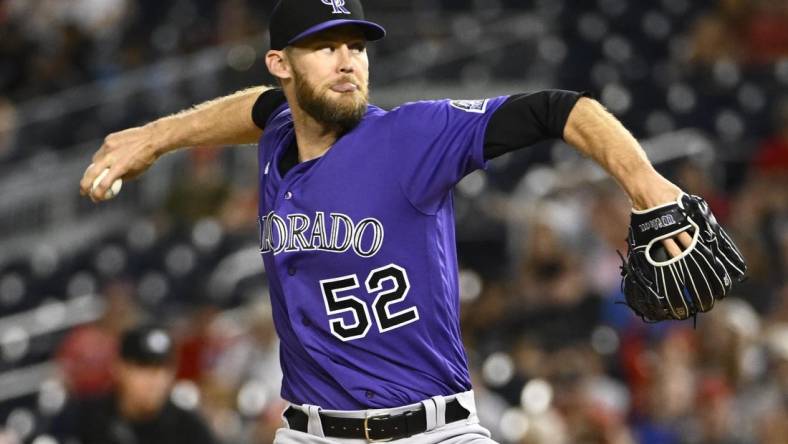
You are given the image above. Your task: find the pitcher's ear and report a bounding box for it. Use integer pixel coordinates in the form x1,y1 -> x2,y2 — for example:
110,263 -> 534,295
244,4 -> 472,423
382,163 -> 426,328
266,50 -> 292,80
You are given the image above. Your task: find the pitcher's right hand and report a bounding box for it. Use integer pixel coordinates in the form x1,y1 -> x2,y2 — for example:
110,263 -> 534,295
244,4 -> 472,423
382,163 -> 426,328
80,123 -> 162,202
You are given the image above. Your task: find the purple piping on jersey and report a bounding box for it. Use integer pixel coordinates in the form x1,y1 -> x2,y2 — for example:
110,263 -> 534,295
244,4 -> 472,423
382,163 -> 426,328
287,20 -> 386,46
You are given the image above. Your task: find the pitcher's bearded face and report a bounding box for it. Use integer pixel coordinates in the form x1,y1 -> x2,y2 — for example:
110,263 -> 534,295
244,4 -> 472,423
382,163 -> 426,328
285,26 -> 370,132
291,62 -> 369,132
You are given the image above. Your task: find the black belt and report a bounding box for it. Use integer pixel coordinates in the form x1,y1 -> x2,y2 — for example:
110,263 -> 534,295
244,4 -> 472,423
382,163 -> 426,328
284,399 -> 470,442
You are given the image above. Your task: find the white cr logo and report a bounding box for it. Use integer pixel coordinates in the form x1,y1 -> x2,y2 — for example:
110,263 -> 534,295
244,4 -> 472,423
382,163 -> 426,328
321,0 -> 351,14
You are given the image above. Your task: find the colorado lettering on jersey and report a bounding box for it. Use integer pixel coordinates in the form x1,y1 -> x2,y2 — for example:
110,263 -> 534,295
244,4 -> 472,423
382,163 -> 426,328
259,211 -> 384,258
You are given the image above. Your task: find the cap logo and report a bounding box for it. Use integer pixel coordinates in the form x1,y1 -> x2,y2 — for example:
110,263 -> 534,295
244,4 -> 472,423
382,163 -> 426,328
146,330 -> 171,354
321,0 -> 351,15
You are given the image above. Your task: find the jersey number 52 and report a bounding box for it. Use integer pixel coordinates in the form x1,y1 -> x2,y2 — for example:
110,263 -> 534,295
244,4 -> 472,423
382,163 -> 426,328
319,264 -> 420,341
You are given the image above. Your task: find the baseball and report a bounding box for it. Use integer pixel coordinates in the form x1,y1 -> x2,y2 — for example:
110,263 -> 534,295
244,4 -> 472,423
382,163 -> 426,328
91,168 -> 123,200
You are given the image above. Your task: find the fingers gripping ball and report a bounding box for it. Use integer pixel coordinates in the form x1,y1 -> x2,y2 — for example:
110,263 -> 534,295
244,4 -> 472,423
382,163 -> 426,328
618,194 -> 747,322
92,168 -> 123,200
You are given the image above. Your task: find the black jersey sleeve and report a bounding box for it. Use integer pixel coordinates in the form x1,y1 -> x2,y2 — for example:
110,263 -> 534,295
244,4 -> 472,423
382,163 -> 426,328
483,90 -> 589,160
251,88 -> 287,130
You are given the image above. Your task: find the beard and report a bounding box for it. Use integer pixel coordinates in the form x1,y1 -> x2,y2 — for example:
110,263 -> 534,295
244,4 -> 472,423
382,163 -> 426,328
292,67 -> 369,132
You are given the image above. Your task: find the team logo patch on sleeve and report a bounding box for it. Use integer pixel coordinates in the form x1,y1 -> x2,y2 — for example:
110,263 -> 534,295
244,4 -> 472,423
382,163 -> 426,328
450,99 -> 489,114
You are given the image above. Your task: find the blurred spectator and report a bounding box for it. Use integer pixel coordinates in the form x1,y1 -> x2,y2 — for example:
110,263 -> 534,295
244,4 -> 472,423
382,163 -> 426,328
166,148 -> 232,226
201,303 -> 284,443
217,0 -> 260,43
507,219 -> 602,348
631,328 -> 695,444
0,0 -> 264,101
757,324 -> 788,443
219,185 -> 261,235
55,279 -> 138,398
175,304 -> 226,382
585,185 -> 629,296
212,303 -> 280,404
688,14 -> 743,65
519,409 -> 569,444
689,0 -> 788,65
31,24 -> 94,94
60,0 -> 130,38
0,430 -> 21,444
723,107 -> 788,310
753,98 -> 788,176
249,405 -> 290,444
0,97 -> 17,159
691,377 -> 740,444
196,375 -> 242,444
742,0 -> 788,64
0,22 -> 33,98
52,324 -> 217,444
574,376 -> 635,444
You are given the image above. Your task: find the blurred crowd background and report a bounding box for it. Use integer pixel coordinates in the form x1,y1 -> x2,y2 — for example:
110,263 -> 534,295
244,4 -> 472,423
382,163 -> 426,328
0,0 -> 787,443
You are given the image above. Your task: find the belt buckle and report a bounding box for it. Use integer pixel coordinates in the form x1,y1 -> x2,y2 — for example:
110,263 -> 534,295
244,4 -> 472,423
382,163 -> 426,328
364,414 -> 392,443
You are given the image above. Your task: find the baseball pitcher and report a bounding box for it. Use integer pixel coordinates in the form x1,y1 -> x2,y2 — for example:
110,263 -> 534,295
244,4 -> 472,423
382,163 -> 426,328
80,0 -> 746,442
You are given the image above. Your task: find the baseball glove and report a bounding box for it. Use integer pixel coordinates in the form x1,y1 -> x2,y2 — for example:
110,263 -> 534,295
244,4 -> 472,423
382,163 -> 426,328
619,194 -> 746,322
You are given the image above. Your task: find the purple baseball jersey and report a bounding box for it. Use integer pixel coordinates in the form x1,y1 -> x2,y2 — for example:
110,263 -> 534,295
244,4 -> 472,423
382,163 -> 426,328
257,96 -> 509,410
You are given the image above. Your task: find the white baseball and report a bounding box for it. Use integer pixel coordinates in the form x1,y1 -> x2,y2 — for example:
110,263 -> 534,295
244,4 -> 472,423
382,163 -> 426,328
91,168 -> 123,200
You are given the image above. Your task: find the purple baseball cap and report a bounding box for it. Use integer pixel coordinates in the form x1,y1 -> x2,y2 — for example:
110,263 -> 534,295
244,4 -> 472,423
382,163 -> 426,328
269,0 -> 386,50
